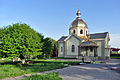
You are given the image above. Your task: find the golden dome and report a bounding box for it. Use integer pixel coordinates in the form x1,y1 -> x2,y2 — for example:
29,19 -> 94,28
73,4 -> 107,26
70,9 -> 88,28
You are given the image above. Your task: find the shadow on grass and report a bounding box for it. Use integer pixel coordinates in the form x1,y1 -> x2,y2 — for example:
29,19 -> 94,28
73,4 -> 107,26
0,59 -> 93,79
0,60 -> 83,65
0,60 -> 82,75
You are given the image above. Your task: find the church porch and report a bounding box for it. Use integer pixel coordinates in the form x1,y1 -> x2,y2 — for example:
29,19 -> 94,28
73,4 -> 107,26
78,41 -> 98,60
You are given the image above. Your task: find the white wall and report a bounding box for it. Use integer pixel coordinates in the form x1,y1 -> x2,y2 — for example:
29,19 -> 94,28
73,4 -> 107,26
95,41 -> 102,57
95,40 -> 105,59
58,42 -> 64,57
105,33 -> 109,48
69,27 -> 88,37
66,36 -> 81,56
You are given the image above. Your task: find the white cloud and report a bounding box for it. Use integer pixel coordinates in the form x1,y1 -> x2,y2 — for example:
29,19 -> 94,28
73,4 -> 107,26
109,34 -> 120,48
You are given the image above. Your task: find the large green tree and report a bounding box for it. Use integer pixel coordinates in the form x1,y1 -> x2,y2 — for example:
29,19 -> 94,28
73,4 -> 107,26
0,23 -> 43,60
42,37 -> 56,58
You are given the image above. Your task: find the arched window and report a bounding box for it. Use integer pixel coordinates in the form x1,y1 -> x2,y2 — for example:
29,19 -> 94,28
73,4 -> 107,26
80,29 -> 83,34
73,30 -> 75,34
61,47 -> 63,52
86,31 -> 87,35
71,45 -> 75,52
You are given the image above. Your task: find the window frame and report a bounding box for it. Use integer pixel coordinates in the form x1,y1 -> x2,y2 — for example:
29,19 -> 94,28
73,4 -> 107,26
71,45 -> 75,52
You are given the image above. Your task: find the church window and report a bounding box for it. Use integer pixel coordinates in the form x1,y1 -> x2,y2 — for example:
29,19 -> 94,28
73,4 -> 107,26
90,47 -> 93,52
80,29 -> 83,34
61,47 -> 63,52
86,31 -> 87,35
71,45 -> 75,52
73,30 -> 75,34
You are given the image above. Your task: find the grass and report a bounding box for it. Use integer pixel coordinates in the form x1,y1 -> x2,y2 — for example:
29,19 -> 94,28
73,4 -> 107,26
50,57 -> 77,59
110,56 -> 120,59
22,72 -> 62,80
0,59 -> 81,79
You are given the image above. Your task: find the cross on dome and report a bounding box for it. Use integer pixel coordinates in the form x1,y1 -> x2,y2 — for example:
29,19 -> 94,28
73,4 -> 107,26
76,8 -> 81,18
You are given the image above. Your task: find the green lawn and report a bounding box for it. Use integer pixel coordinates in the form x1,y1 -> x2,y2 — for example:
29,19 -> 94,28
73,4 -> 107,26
22,72 -> 62,80
110,56 -> 120,59
0,59 -> 81,79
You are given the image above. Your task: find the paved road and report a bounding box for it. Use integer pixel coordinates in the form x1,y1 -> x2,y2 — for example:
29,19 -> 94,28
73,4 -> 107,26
57,64 -> 119,80
57,59 -> 120,80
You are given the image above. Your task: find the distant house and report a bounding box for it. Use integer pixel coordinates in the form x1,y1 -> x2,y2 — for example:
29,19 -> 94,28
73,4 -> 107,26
58,9 -> 110,60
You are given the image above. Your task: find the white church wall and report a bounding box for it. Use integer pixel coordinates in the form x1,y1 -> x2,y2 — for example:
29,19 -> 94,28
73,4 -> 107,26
101,41 -> 105,59
91,40 -> 107,59
58,42 -> 64,57
77,27 -> 88,37
105,33 -> 109,48
105,49 -> 108,56
104,33 -> 110,59
69,26 -> 88,37
69,27 -> 77,35
65,36 -> 81,57
95,41 -> 102,57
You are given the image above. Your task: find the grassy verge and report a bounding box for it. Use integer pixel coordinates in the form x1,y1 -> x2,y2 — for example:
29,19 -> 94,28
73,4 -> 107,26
22,72 -> 62,80
110,56 -> 120,59
50,57 -> 77,59
0,59 -> 81,79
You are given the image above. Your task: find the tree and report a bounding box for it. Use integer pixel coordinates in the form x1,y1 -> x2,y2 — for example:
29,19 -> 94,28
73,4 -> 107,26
42,37 -> 56,58
0,23 -> 43,61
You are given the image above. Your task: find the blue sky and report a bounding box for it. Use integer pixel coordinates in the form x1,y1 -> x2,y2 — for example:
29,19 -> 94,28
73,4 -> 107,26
0,0 -> 120,48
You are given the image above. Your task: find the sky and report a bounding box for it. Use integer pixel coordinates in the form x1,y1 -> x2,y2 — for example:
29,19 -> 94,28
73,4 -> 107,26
0,0 -> 120,48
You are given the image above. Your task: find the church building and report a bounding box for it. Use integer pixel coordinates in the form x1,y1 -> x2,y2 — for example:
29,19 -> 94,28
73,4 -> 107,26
58,9 -> 110,60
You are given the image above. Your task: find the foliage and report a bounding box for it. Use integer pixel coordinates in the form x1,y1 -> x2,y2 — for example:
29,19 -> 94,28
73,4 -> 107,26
0,23 -> 43,59
0,59 -> 81,79
22,72 -> 62,80
42,37 -> 56,58
110,54 -> 120,59
110,56 -> 120,59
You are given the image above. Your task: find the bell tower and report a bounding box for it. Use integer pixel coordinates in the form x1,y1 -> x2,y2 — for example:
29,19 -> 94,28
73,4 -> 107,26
69,9 -> 88,39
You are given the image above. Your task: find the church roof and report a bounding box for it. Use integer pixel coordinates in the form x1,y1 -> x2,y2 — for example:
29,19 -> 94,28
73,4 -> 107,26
58,36 -> 68,41
90,32 -> 108,39
80,41 -> 98,47
71,17 -> 88,28
58,33 -> 83,42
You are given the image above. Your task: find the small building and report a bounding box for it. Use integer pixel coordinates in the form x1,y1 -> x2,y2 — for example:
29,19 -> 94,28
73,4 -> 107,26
58,9 -> 110,60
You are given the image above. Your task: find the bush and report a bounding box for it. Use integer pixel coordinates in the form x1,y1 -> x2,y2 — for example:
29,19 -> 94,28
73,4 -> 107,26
110,54 -> 120,56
